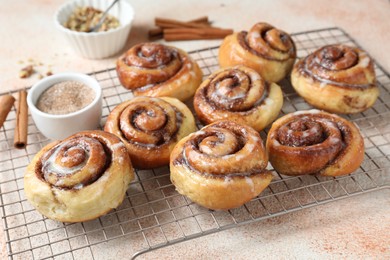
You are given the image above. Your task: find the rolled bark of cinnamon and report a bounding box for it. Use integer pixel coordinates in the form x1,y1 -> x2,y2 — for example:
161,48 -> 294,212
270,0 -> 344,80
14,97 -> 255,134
155,17 -> 210,29
14,90 -> 28,149
164,28 -> 233,41
149,16 -> 210,38
0,94 -> 15,129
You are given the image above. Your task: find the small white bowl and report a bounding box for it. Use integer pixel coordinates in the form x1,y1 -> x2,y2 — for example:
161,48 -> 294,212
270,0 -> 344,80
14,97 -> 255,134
55,0 -> 134,59
27,73 -> 102,140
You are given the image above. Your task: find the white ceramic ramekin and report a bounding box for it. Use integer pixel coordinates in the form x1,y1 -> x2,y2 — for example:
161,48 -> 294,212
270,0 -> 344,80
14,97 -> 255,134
27,73 -> 102,140
55,0 -> 134,59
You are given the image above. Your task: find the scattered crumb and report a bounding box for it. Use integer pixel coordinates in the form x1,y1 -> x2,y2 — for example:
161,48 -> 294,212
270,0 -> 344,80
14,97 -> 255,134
19,65 -> 34,78
18,58 -> 54,79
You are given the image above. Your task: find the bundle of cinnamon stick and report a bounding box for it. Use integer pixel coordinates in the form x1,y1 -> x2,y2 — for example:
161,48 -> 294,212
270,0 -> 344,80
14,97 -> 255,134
149,17 -> 233,41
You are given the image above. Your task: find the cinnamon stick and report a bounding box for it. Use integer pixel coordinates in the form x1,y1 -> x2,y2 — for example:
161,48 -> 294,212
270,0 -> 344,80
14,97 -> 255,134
0,94 -> 15,129
14,90 -> 28,149
164,34 -> 229,41
155,17 -> 210,29
149,16 -> 210,38
165,27 -> 233,36
163,27 -> 233,41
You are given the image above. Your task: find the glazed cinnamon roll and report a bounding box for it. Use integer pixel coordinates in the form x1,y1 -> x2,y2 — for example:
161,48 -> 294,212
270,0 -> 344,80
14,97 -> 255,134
104,96 -> 196,169
194,66 -> 283,131
266,110 -> 364,176
218,22 -> 296,83
24,130 -> 134,223
291,44 -> 379,114
116,42 -> 203,101
170,121 -> 273,210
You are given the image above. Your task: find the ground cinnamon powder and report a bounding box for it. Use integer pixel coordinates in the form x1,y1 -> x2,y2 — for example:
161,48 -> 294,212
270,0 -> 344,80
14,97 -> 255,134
37,81 -> 95,115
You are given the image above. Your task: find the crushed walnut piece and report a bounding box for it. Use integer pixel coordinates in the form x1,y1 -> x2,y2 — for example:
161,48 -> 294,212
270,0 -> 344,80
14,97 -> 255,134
18,59 -> 54,79
64,6 -> 120,32
19,65 -> 35,78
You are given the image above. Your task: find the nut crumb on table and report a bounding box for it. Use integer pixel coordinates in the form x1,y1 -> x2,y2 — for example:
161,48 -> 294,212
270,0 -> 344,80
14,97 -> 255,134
18,59 -> 54,79
19,65 -> 34,78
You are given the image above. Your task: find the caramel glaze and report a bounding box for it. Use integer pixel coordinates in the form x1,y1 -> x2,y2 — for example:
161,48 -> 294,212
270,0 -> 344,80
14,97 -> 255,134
35,135 -> 112,191
173,121 -> 269,179
272,113 -> 354,175
196,68 -> 270,115
237,29 -> 296,62
297,44 -> 376,90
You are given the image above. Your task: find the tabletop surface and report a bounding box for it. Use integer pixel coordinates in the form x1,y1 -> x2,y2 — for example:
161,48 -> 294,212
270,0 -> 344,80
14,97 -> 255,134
0,0 -> 389,259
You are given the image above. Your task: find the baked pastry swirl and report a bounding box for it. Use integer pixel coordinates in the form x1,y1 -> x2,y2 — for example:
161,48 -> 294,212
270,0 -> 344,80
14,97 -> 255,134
194,65 -> 283,131
104,96 -> 196,169
24,130 -> 134,222
291,44 -> 379,114
218,22 -> 296,83
116,42 -> 203,101
266,110 -> 364,176
170,121 -> 273,210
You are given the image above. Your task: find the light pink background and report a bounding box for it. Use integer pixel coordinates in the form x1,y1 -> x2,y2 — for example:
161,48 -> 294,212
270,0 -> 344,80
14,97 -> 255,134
0,0 -> 389,259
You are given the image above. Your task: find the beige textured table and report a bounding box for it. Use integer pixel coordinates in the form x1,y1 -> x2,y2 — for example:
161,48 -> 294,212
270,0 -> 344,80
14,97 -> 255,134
0,0 -> 389,259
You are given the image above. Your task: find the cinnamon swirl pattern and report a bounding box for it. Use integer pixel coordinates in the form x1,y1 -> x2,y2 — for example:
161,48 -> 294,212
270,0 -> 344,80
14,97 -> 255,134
218,22 -> 296,83
116,42 -> 203,101
104,96 -> 196,169
266,110 -> 364,176
170,121 -> 273,210
194,66 -> 283,131
291,44 -> 379,114
24,131 -> 134,222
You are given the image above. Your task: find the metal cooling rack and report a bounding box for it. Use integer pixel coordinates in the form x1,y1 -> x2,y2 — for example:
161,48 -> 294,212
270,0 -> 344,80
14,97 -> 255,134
0,27 -> 389,259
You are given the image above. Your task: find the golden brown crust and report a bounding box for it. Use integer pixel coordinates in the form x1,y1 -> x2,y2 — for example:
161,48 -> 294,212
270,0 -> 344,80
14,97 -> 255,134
194,65 -> 283,131
104,96 -> 197,169
170,121 -> 273,210
218,22 -> 296,83
291,44 -> 379,114
116,42 -> 203,101
266,110 -> 364,176
24,130 -> 134,223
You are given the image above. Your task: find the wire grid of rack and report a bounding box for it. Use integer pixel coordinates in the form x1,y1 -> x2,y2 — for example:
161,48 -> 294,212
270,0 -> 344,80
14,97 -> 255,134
0,27 -> 390,259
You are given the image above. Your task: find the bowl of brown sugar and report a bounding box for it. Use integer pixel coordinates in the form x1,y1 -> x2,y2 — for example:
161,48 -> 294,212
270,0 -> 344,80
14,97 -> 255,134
27,73 -> 102,140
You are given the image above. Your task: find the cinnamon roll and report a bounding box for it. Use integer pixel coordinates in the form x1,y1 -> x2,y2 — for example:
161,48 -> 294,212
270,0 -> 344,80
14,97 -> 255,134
218,22 -> 296,83
170,121 -> 273,210
116,42 -> 203,101
104,96 -> 196,169
266,110 -> 364,176
24,130 -> 134,223
291,44 -> 379,114
194,65 -> 283,131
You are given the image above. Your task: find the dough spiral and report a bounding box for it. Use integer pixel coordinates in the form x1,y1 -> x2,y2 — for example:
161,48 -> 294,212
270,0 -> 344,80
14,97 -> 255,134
170,121 -> 273,210
116,42 -> 203,101
194,65 -> 283,131
104,96 -> 196,169
24,130 -> 134,222
218,22 -> 296,82
266,110 -> 364,176
291,44 -> 379,113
